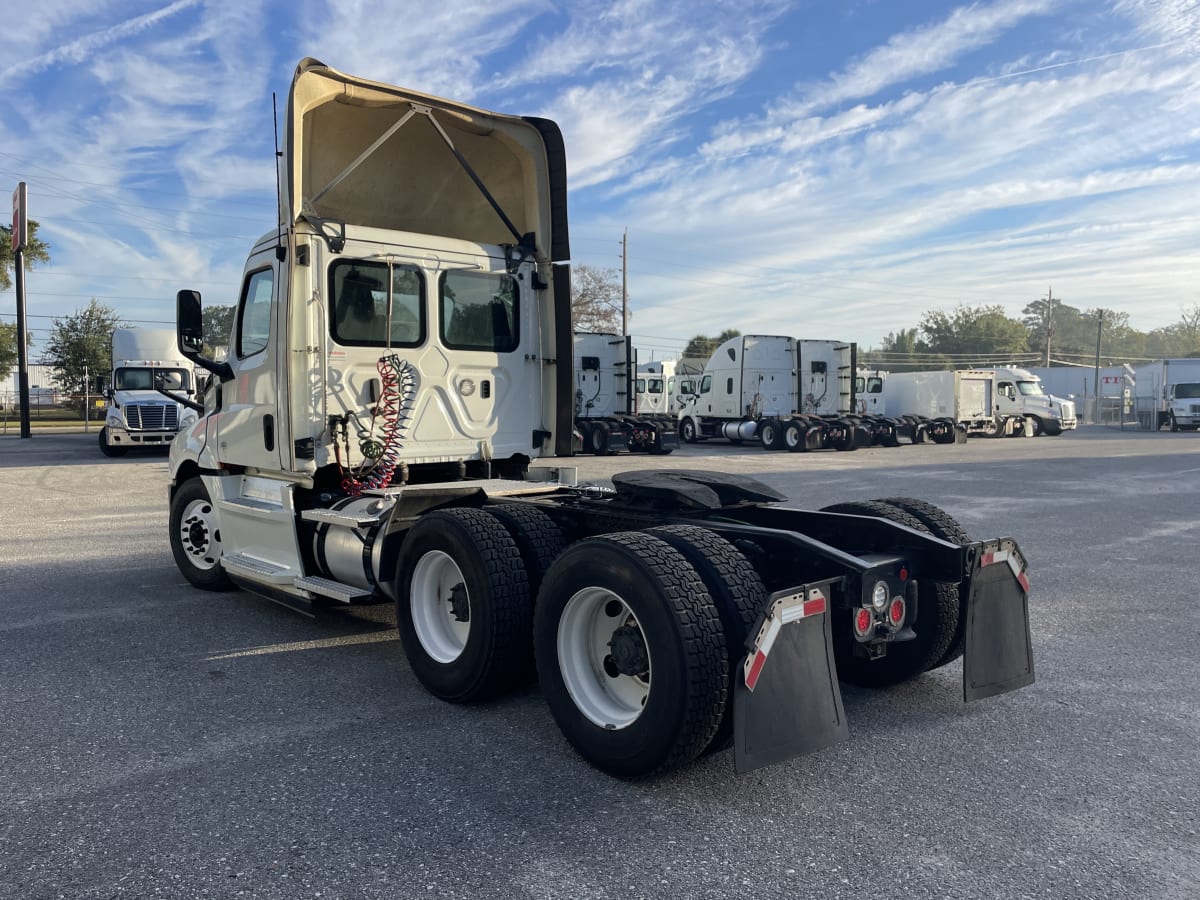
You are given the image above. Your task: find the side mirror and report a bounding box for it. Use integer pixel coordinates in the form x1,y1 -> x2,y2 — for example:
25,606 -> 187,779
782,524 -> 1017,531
94,375 -> 108,394
176,289 -> 235,382
177,290 -> 204,354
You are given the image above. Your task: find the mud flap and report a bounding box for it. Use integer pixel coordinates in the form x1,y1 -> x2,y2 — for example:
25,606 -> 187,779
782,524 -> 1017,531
733,585 -> 848,774
963,540 -> 1035,701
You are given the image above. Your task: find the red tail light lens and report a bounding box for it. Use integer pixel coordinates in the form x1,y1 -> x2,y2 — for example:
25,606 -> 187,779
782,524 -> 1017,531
888,597 -> 906,626
854,607 -> 873,636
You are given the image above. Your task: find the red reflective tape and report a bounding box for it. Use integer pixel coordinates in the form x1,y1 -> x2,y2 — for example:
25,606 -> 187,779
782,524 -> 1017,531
802,596 -> 827,617
1018,572 -> 1030,593
981,552 -> 995,567
745,650 -> 768,691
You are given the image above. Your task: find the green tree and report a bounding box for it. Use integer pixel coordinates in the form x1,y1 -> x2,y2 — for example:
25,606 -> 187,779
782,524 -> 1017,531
683,329 -> 741,360
45,300 -> 126,408
202,304 -> 236,357
920,304 -> 1029,358
0,321 -> 33,380
571,264 -> 624,332
1,220 -> 52,291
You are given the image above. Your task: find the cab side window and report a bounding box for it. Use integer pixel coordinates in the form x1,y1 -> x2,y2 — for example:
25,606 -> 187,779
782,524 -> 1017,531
441,270 -> 519,352
237,267 -> 274,358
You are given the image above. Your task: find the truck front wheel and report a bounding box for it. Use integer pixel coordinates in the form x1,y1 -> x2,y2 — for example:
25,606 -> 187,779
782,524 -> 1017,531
98,427 -> 128,457
680,417 -> 699,443
169,478 -> 234,591
534,532 -> 727,777
394,508 -> 532,703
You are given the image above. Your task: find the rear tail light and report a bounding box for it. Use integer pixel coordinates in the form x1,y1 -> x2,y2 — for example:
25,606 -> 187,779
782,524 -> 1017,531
853,607 -> 873,637
888,597 -> 906,627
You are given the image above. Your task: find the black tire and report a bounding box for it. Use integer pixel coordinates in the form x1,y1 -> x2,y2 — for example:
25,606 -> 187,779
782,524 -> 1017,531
783,420 -> 806,452
758,419 -> 784,451
98,427 -> 128,457
1169,413 -> 1180,432
646,525 -> 765,754
819,500 -> 959,687
831,421 -> 858,452
169,477 -> 235,591
878,497 -> 971,670
680,417 -> 699,443
534,531 -> 728,778
395,508 -> 532,703
486,504 -> 565,603
1041,419 -> 1062,436
588,421 -> 611,455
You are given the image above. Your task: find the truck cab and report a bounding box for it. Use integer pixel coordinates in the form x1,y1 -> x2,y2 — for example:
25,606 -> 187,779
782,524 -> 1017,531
988,367 -> 1076,435
99,327 -> 197,456
1166,382 -> 1200,431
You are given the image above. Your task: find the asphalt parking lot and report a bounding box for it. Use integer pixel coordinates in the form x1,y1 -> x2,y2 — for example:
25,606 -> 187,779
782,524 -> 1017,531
1,427 -> 1198,899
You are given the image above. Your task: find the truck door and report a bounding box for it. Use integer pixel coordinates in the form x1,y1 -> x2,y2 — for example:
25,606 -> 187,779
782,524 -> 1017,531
215,256 -> 283,471
996,379 -> 1017,416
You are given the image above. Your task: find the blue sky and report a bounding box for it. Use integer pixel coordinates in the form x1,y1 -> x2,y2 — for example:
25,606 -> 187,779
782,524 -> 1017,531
2,0 -> 1198,364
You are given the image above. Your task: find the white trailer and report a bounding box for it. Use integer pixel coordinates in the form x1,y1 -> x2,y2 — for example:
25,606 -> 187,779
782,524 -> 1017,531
164,58 -> 1033,778
98,327 -> 197,456
1133,359 -> 1200,431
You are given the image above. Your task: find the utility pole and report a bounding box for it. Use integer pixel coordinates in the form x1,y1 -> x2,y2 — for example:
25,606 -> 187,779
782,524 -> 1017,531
1093,309 -> 1104,417
1043,286 -> 1055,367
620,227 -> 628,337
12,182 -> 31,439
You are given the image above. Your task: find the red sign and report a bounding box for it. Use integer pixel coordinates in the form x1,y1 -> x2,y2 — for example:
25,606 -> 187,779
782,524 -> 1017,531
11,182 -> 27,251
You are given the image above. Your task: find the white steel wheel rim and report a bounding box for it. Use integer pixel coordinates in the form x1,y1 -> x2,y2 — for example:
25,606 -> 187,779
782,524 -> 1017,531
410,550 -> 471,663
557,586 -> 651,730
179,498 -> 221,571
784,423 -> 801,449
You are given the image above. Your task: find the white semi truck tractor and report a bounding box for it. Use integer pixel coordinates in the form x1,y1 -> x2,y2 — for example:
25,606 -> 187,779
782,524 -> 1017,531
167,59 -> 1034,777
98,327 -> 197,456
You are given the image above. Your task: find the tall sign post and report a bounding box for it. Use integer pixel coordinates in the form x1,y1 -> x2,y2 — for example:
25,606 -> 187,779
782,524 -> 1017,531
12,182 -> 31,438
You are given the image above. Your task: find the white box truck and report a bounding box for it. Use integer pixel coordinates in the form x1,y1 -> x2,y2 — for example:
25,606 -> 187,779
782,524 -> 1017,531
1133,359 -> 1200,431
882,366 -> 1074,437
164,58 -> 1033,778
98,327 -> 198,456
978,367 -> 1077,435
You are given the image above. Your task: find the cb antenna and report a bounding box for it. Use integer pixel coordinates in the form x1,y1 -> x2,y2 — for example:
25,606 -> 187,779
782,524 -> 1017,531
273,91 -> 284,260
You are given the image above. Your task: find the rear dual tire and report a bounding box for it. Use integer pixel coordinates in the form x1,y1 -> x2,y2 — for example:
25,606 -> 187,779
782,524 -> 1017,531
819,499 -> 966,687
534,531 -> 729,778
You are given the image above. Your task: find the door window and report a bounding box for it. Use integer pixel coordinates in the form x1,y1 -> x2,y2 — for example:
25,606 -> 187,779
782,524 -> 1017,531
237,267 -> 274,358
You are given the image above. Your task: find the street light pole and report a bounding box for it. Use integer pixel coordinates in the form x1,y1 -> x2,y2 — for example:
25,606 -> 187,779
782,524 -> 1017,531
1092,310 -> 1104,422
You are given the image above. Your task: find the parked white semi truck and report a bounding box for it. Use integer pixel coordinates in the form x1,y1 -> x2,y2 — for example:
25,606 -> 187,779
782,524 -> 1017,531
882,367 -> 1075,437
677,335 -> 959,451
573,332 -> 678,454
167,59 -> 1033,778
1133,358 -> 1200,431
98,327 -> 197,456
635,359 -> 699,417
977,367 -> 1077,435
